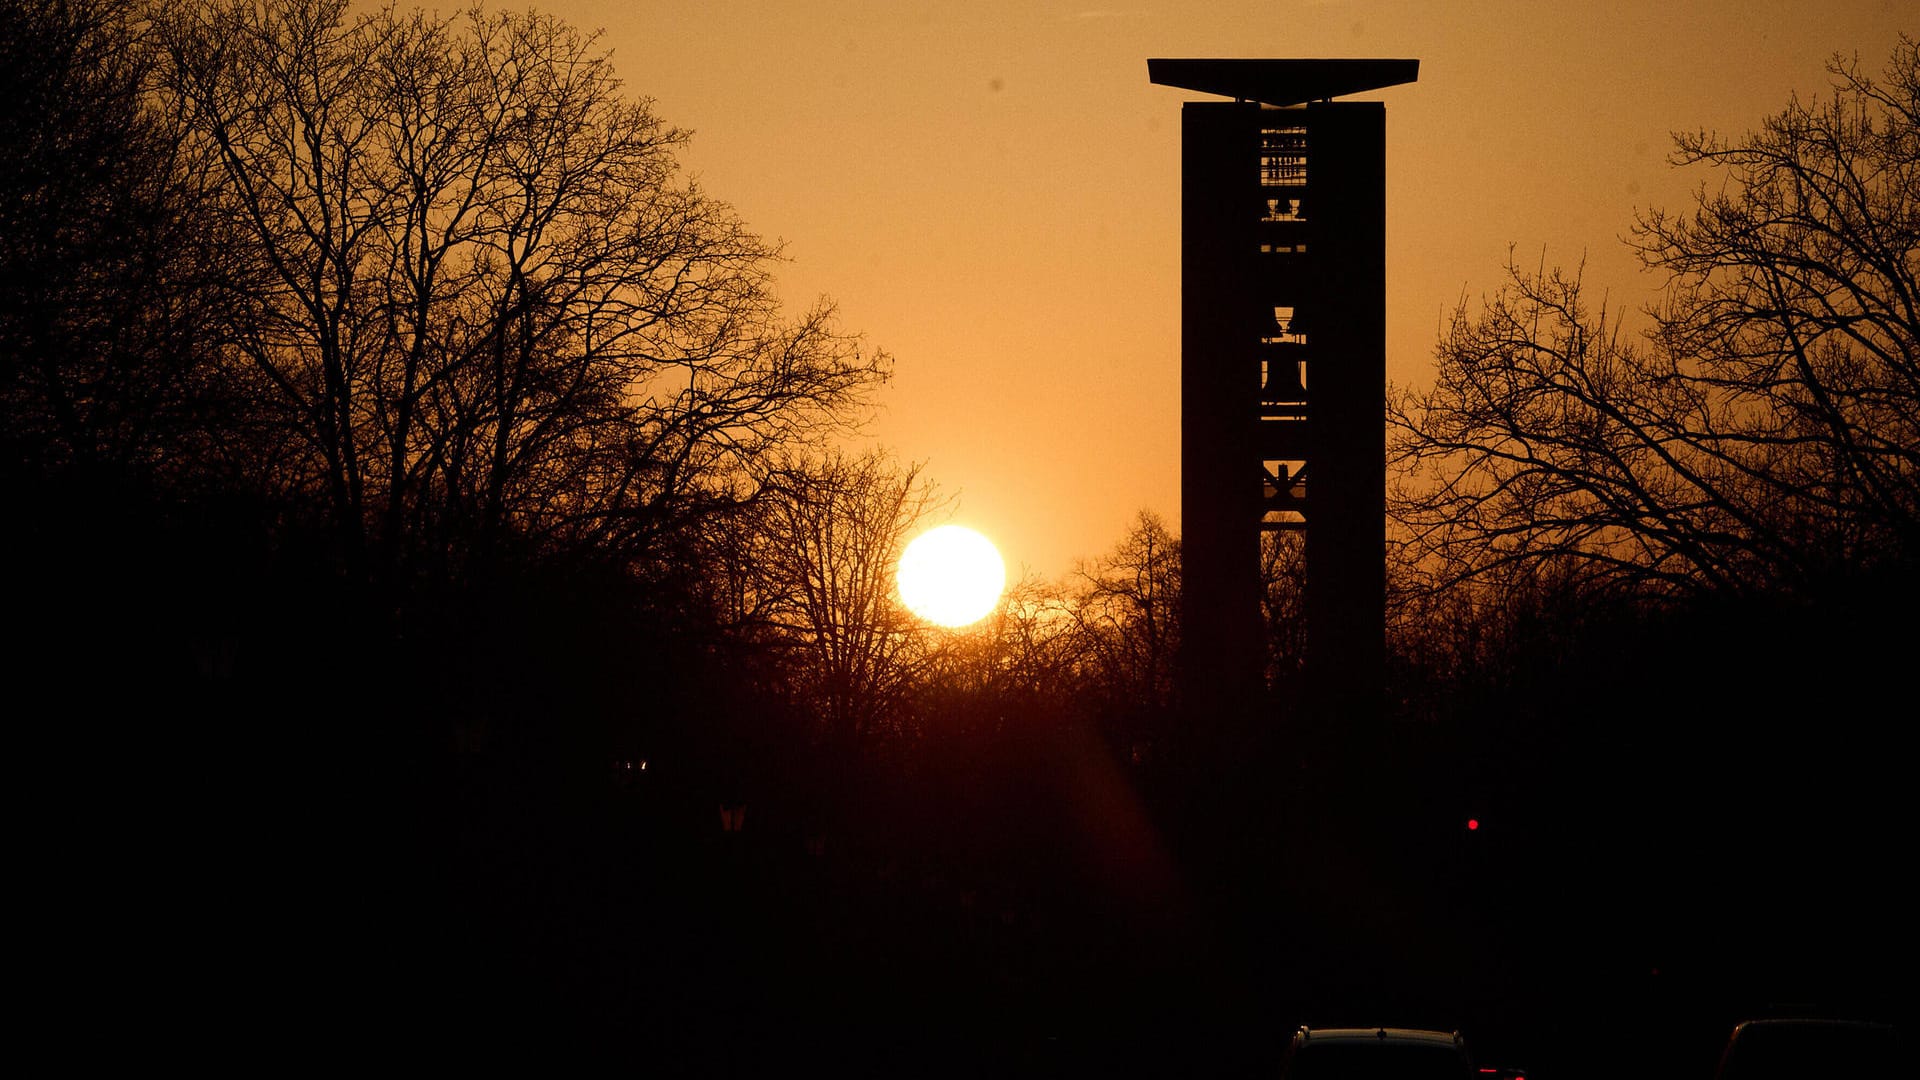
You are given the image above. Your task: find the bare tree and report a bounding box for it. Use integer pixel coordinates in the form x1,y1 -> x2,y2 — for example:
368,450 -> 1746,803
1634,36 -> 1920,563
152,0 -> 887,580
0,0 -> 224,481
903,570 -> 1093,741
1388,261 -> 1773,599
1067,510 -> 1181,719
1389,38 -> 1920,607
979,573 -> 1090,715
731,449 -> 942,746
1259,530 -> 1307,688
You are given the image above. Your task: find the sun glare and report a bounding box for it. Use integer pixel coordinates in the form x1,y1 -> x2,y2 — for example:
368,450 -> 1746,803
897,525 -> 1006,628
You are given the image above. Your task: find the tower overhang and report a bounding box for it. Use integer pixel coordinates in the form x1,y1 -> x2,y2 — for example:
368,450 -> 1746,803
1148,58 -> 1418,106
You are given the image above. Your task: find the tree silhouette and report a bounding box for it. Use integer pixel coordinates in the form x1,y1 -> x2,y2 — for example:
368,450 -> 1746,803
726,448 -> 942,746
1389,38 -> 1920,607
1635,37 -> 1920,567
1259,530 -> 1307,689
1376,50 -> 1919,1013
0,0 -> 224,484
151,0 -> 887,584
1068,510 -> 1182,721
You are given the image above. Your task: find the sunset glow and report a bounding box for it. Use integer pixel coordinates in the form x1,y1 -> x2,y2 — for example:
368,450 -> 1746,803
897,525 -> 1006,627
6,0 -> 1902,1049
561,1 -> 1908,581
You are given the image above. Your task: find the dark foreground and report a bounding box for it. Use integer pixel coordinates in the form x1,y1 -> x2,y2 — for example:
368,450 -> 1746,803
49,696 -> 1889,1076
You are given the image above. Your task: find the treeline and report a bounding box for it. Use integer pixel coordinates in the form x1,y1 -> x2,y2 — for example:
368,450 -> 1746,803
0,0 -> 1275,797
10,0 -> 1911,1054
1375,39 -> 1918,1030
0,0 -> 1228,921
1379,39 -> 1919,853
1389,38 -> 1920,675
8,0 -> 1914,816
3,0 -> 883,765
0,5 -> 1236,1041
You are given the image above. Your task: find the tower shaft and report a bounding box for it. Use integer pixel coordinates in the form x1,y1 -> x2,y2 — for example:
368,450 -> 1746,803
1175,97 -> 1391,720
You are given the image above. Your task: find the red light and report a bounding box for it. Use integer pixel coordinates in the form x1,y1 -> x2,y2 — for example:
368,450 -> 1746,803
1467,818 -> 1480,831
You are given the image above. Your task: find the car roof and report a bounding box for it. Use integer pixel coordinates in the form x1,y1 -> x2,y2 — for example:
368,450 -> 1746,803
1731,1018 -> 1891,1032
1715,1017 -> 1898,1080
1296,1027 -> 1465,1048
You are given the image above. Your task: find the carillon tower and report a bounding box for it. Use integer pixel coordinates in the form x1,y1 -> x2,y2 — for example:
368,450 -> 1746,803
1148,58 -> 1417,720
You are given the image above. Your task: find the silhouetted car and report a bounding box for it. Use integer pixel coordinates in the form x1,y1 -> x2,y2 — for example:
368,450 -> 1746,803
1280,1027 -> 1477,1080
1713,1018 -> 1899,1080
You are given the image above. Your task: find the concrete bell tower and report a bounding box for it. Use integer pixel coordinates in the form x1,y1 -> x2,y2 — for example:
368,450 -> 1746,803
1149,59 -> 1418,722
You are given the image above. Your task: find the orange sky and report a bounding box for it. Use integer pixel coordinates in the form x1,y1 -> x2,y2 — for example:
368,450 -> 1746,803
545,0 -> 1910,581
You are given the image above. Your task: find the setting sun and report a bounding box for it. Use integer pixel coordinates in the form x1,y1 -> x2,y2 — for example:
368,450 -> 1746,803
897,525 -> 1006,628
